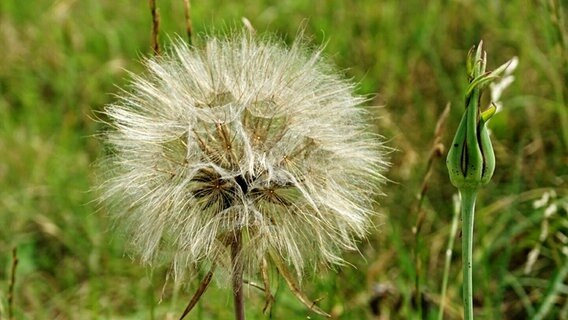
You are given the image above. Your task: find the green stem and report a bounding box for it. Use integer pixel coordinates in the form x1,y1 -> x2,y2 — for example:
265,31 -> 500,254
460,188 -> 477,320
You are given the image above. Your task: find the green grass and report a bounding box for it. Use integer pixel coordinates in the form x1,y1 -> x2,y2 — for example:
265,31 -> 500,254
1,0 -> 567,319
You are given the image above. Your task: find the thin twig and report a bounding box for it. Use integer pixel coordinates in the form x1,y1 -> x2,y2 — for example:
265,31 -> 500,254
183,0 -> 193,45
438,194 -> 461,320
178,264 -> 216,320
149,0 -> 160,56
260,258 -> 275,314
8,247 -> 18,320
268,249 -> 331,318
412,103 -> 451,317
243,280 -> 265,291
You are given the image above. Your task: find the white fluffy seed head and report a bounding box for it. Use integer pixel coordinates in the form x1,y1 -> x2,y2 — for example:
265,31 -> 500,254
98,32 -> 389,281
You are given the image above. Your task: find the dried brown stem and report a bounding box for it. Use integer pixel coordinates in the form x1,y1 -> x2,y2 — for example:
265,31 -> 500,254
260,258 -> 275,314
178,264 -> 216,320
268,250 -> 331,318
8,248 -> 18,320
149,0 -> 160,56
412,103 -> 451,317
183,0 -> 193,44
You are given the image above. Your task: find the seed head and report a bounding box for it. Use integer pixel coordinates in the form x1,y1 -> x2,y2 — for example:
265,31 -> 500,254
98,32 -> 388,281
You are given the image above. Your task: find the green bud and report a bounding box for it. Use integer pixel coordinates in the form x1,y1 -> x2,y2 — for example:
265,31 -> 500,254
447,41 -> 500,190
446,95 -> 491,189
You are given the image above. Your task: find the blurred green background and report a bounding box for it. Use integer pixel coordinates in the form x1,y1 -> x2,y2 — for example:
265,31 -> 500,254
1,0 -> 567,319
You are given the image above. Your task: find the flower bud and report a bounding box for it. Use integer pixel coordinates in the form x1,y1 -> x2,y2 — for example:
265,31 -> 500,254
447,41 -> 510,190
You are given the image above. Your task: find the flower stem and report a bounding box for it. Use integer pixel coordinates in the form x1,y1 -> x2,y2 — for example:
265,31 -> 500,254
460,188 -> 477,320
231,230 -> 245,320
